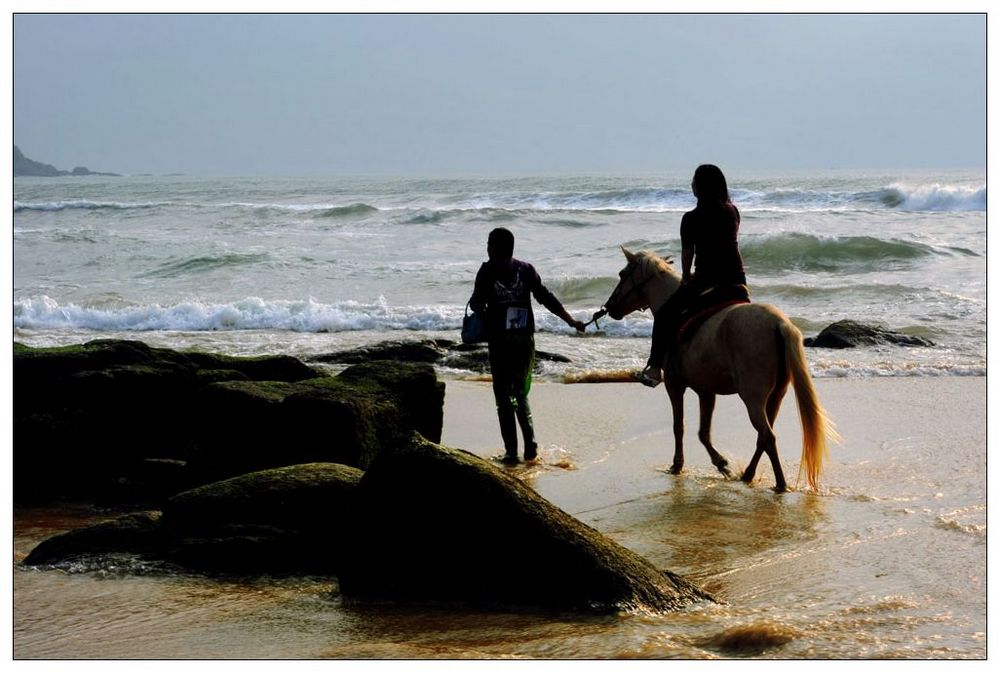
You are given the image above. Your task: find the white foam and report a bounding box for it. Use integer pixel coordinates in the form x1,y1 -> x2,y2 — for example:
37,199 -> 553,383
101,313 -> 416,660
12,295 -> 467,333
886,182 -> 986,211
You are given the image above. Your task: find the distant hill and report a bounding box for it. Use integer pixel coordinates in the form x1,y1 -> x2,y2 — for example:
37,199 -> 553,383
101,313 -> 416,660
14,145 -> 120,177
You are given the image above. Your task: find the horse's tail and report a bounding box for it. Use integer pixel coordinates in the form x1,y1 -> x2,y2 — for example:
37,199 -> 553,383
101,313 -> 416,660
780,320 -> 840,491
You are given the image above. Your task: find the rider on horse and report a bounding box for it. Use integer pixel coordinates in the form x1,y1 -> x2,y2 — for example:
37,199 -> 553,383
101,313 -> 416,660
640,164 -> 749,387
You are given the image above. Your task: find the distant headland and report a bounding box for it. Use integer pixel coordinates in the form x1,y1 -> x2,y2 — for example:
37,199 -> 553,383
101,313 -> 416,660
14,145 -> 121,177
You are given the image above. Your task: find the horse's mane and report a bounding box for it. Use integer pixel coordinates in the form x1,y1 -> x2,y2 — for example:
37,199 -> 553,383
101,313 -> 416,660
636,250 -> 678,278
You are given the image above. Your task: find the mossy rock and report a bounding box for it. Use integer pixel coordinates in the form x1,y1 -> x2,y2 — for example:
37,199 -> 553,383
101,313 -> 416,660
22,512 -> 164,566
803,320 -> 934,348
339,435 -> 714,614
24,463 -> 363,576
163,462 -> 362,531
13,340 -> 445,506
310,339 -> 451,364
160,462 -> 363,574
187,362 -> 443,483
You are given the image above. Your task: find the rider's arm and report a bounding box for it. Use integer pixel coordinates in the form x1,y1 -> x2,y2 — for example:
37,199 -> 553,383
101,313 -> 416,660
679,211 -> 695,283
681,247 -> 694,283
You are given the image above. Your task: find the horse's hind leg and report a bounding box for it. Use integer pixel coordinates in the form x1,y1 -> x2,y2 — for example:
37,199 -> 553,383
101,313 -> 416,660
741,396 -> 787,492
767,380 -> 789,427
697,392 -> 732,477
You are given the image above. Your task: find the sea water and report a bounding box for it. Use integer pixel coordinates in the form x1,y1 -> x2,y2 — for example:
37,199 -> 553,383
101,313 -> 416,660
13,170 -> 986,376
11,171 -> 987,660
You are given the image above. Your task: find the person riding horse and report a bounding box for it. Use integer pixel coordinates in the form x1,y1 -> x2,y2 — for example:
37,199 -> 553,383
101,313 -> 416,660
641,164 -> 748,387
603,248 -> 838,492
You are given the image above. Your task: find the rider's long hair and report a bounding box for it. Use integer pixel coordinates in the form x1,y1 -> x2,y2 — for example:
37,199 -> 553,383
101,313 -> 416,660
693,164 -> 738,225
693,164 -> 731,205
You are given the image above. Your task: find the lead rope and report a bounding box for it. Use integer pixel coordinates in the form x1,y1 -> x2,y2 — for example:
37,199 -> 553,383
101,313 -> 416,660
582,308 -> 607,330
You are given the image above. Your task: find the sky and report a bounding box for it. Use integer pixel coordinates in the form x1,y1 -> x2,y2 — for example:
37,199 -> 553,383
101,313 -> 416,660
11,12 -> 987,176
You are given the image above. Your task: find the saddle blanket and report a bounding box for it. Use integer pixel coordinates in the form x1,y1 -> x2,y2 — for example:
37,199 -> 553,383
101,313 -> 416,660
676,284 -> 751,343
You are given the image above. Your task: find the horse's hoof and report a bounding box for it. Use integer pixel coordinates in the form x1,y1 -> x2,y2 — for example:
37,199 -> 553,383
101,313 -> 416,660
740,472 -> 755,484
716,463 -> 732,478
669,464 -> 683,475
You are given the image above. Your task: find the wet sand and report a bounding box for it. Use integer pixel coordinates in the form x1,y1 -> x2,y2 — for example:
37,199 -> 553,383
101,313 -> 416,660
442,376 -> 987,512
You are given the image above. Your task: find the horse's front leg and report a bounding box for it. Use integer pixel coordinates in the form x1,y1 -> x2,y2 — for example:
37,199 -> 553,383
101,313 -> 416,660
666,383 -> 686,474
697,392 -> 732,478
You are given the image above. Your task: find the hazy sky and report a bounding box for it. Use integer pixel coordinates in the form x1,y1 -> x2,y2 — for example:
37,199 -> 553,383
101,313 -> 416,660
12,13 -> 986,176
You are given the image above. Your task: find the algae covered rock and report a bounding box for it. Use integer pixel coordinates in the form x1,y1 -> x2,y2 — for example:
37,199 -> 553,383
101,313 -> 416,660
339,435 -> 714,614
13,340 -> 446,505
188,360 -> 445,483
23,445 -> 714,614
804,320 -> 934,348
13,339 -> 322,503
311,337 -> 572,377
24,462 -> 363,576
311,339 -> 451,364
22,512 -> 164,566
160,462 -> 363,574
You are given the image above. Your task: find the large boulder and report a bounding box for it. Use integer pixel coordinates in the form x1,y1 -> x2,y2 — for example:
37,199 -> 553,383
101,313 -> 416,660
13,339 -> 322,503
23,441 -> 713,614
339,435 -> 714,614
311,339 -> 452,364
804,320 -> 934,348
187,360 -> 445,484
159,462 -> 363,574
21,512 -> 164,565
24,462 -> 363,576
309,338 -> 571,375
13,340 -> 446,506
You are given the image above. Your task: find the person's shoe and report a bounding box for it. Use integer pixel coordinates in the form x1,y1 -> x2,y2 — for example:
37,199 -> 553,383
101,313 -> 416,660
501,452 -> 519,465
524,445 -> 538,462
637,365 -> 662,388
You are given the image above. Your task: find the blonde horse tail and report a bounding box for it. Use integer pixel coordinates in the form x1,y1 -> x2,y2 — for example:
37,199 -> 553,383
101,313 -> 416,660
781,320 -> 840,491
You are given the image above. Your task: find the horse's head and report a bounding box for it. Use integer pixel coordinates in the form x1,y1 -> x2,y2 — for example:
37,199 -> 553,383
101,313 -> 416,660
602,247 -> 679,319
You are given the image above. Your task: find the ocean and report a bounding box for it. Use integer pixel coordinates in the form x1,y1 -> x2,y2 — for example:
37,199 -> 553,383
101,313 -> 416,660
12,170 -> 986,377
11,171 -> 987,660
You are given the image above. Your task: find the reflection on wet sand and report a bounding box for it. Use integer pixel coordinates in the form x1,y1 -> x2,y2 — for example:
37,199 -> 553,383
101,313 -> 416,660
576,474 -> 829,601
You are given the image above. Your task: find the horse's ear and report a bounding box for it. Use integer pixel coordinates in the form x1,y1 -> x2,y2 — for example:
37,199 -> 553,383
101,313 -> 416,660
621,246 -> 636,262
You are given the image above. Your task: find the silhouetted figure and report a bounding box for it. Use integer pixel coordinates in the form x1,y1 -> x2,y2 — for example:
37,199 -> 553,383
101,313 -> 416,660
640,164 -> 748,387
469,227 -> 586,463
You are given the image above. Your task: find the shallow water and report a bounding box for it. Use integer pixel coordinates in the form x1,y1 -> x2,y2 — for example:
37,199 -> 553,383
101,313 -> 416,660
13,378 -> 986,660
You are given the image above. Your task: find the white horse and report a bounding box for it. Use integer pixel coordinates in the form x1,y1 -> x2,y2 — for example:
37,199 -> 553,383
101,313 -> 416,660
603,248 -> 839,492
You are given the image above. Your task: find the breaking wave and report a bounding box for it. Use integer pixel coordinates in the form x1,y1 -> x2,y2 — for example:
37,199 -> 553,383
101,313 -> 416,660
13,181 -> 984,219
742,233 -> 948,273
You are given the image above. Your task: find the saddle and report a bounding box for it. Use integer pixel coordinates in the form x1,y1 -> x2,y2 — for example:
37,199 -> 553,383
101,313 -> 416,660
675,284 -> 750,343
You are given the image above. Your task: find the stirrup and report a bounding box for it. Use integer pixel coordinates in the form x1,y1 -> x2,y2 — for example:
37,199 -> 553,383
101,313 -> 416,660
637,365 -> 662,388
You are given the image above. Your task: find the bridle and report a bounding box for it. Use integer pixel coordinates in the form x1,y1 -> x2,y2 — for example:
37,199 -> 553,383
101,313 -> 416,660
602,259 -> 654,317
583,253 -> 672,328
